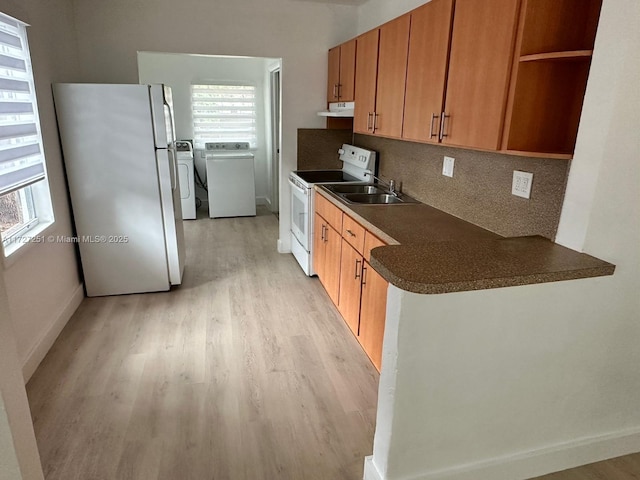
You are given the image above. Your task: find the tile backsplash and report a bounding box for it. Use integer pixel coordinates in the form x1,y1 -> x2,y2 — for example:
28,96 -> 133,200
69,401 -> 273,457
355,135 -> 570,239
297,129 -> 353,170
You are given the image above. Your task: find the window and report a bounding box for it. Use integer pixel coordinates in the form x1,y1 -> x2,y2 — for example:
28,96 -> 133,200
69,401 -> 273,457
0,12 -> 54,255
191,84 -> 257,148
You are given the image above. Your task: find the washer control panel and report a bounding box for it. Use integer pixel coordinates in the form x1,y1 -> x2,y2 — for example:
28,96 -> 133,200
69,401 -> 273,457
205,142 -> 250,151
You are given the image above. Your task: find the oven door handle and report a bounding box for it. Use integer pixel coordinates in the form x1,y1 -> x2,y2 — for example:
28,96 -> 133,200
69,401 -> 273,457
288,178 -> 308,197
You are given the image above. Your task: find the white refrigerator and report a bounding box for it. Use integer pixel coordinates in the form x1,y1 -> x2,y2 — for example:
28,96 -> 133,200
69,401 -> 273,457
53,83 -> 186,297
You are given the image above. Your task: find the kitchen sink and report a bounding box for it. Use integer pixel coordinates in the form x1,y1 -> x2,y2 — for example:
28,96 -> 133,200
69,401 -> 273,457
326,184 -> 386,194
341,193 -> 419,205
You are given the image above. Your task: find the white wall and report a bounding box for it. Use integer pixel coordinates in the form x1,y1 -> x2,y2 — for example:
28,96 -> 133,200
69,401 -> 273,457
1,0 -> 84,380
0,273 -> 44,480
71,0 -> 359,251
366,1 -> 640,479
138,52 -> 278,206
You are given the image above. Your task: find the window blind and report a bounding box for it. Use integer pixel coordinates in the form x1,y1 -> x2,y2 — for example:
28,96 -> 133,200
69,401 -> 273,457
0,13 -> 45,196
191,84 -> 257,148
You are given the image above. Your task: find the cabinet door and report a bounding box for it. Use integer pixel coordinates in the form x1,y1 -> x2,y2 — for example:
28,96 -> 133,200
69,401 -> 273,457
402,0 -> 454,143
338,39 -> 356,102
324,225 -> 342,306
359,262 -> 388,371
374,15 -> 410,138
313,213 -> 326,280
327,46 -> 341,102
354,29 -> 380,134
441,0 -> 521,150
338,240 -> 363,336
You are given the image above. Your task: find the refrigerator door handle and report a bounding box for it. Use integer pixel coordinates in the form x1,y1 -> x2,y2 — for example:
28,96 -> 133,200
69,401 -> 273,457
168,147 -> 177,190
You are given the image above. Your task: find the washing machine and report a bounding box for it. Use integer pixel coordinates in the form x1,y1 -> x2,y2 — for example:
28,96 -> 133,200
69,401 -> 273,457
176,140 -> 196,220
205,142 -> 256,218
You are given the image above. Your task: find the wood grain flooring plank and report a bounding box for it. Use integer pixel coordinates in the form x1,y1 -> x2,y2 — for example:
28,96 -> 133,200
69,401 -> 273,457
27,208 -> 378,480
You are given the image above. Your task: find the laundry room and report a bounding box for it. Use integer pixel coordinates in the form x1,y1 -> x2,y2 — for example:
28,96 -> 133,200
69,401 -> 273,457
137,52 -> 282,220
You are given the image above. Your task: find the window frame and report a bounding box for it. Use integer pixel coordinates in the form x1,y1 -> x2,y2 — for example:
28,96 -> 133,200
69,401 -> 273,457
0,12 -> 55,262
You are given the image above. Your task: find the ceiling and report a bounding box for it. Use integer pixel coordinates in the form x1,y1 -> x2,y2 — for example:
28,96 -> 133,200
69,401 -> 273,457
289,0 -> 369,6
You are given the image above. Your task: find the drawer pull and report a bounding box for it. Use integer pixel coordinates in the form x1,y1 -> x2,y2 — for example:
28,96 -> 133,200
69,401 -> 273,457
346,229 -> 356,237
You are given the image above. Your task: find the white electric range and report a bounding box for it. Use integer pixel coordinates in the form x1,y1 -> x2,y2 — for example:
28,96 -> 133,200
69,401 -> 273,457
288,144 -> 377,276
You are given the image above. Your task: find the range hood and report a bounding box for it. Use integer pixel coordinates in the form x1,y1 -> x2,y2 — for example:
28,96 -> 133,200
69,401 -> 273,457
317,101 -> 354,118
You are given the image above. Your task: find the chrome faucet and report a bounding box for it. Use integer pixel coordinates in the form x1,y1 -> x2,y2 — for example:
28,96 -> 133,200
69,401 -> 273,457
365,172 -> 399,196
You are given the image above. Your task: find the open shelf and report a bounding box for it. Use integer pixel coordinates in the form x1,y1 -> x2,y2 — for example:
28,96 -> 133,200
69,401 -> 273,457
518,0 -> 602,56
504,59 -> 591,155
520,50 -> 593,63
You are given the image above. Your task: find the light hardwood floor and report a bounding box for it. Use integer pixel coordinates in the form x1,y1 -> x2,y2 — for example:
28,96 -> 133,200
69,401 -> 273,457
27,207 -> 379,480
26,207 -> 640,480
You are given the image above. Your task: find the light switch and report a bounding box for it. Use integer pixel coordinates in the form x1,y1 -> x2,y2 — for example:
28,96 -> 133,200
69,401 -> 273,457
512,171 -> 533,199
443,156 -> 455,177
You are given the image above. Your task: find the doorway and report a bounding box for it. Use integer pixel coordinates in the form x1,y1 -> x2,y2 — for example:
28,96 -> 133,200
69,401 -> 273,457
269,67 -> 281,214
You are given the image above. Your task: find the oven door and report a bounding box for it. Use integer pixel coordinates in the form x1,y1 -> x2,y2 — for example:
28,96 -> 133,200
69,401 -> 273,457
289,178 -> 310,251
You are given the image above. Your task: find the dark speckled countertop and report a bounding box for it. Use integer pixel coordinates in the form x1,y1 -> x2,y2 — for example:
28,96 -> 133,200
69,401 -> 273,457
315,186 -> 615,294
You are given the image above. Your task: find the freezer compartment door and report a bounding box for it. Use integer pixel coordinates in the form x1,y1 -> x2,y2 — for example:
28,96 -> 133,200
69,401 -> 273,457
157,147 -> 186,285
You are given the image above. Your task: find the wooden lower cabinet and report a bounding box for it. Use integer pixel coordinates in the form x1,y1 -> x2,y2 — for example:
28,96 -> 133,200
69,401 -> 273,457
338,240 -> 363,336
314,213 -> 341,305
359,262 -> 389,371
314,199 -> 390,372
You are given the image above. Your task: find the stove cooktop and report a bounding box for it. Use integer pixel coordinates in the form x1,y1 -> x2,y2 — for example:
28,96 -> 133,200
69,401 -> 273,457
292,169 -> 361,184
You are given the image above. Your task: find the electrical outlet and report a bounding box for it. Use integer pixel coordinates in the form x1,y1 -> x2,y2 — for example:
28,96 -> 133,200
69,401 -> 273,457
512,170 -> 533,199
443,156 -> 455,177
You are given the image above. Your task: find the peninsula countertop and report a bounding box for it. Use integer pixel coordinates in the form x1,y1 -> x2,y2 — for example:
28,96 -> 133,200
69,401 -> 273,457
315,186 -> 615,294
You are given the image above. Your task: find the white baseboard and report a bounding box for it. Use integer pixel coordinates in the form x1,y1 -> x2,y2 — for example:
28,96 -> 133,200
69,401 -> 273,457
364,456 -> 383,480
22,283 -> 84,382
277,238 -> 290,254
256,196 -> 269,206
369,427 -> 640,480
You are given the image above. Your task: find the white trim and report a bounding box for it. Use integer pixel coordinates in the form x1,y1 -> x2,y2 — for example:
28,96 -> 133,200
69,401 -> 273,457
1,219 -> 55,268
22,283 -> 84,381
276,238 -> 289,254
256,196 -> 268,206
373,427 -> 640,480
364,456 -> 384,480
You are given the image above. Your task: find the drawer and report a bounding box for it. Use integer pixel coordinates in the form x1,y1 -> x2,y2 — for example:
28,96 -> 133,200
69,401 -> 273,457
364,231 -> 387,262
315,192 -> 343,232
342,215 -> 366,255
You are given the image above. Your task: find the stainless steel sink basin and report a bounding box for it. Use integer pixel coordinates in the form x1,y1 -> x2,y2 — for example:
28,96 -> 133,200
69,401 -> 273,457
326,184 -> 386,194
342,193 -> 417,205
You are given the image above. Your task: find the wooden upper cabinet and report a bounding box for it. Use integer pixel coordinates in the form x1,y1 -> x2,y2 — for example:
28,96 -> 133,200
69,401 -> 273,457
402,0 -> 454,143
441,0 -> 521,150
327,39 -> 357,103
354,29 -> 380,134
327,46 -> 341,103
374,15 -> 411,138
339,39 -> 356,102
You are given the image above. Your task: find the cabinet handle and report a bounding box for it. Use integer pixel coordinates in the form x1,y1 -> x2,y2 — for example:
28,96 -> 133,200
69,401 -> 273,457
373,113 -> 379,133
362,265 -> 368,286
345,229 -> 355,237
429,113 -> 439,139
439,112 -> 450,141
337,83 -> 342,99
322,224 -> 327,242
333,84 -> 338,99
355,259 -> 361,279
367,112 -> 373,131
